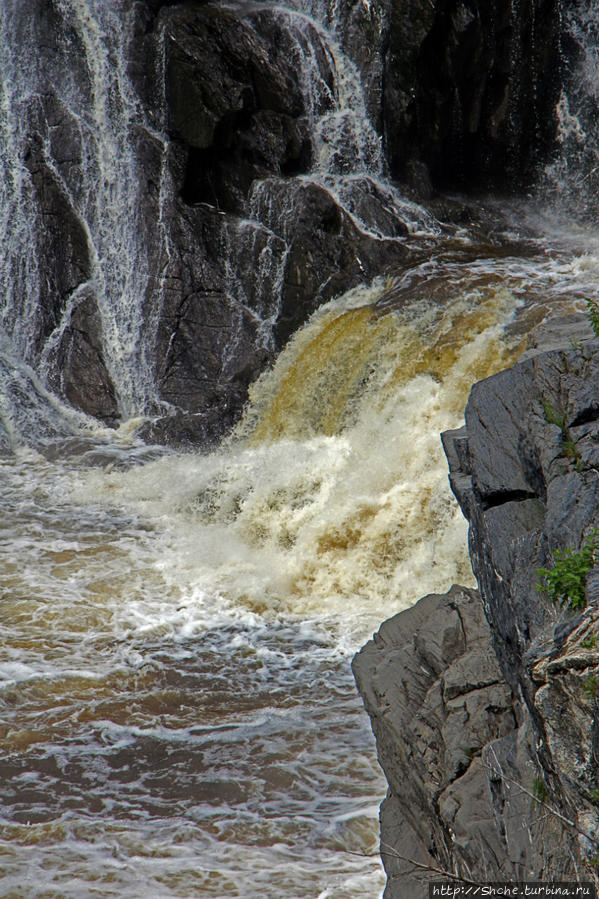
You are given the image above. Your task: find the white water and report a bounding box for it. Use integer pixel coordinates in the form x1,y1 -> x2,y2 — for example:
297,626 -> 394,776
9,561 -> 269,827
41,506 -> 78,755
2,1 -> 599,897
544,0 -> 599,216
0,0 -> 170,427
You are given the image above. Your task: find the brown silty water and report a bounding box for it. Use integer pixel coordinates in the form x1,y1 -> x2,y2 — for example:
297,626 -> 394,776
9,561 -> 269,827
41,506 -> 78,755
1,0 -> 599,895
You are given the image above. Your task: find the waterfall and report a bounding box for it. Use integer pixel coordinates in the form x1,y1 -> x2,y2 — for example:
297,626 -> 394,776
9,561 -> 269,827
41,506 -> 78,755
47,0 -> 169,419
216,0 -> 436,359
543,0 -> 599,216
3,2 -> 599,897
0,0 -> 434,442
0,0 -> 169,441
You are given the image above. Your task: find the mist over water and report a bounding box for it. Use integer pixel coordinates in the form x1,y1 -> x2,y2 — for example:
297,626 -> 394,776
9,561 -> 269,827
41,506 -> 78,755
2,0 -> 599,896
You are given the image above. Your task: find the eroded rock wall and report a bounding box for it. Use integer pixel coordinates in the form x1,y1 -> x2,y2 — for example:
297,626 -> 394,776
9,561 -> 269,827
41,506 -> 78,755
7,0 -> 564,446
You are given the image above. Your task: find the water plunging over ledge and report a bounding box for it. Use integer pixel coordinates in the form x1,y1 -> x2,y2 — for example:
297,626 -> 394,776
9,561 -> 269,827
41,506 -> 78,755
1,0 -> 599,896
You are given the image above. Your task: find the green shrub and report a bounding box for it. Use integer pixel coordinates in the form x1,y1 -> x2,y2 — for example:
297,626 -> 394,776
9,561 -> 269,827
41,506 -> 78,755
586,298 -> 599,338
582,674 -> 599,698
537,530 -> 599,611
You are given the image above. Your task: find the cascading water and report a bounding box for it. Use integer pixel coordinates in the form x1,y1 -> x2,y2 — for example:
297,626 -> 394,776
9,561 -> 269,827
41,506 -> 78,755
0,0 -> 170,437
219,0 -> 437,357
543,0 -> 599,217
3,1 -> 599,897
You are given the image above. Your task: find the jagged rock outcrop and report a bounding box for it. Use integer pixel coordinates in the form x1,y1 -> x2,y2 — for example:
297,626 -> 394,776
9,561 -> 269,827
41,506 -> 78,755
355,338 -> 599,895
354,586 -> 576,894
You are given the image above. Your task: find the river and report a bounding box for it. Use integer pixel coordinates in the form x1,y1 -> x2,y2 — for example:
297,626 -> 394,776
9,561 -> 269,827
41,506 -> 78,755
1,1 -> 599,897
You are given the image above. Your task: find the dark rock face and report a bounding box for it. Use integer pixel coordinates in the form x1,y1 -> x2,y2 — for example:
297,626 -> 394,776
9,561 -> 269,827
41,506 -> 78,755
164,5 -> 311,214
384,0 -> 561,189
355,338 -> 599,893
353,586 -> 573,895
49,294 -> 120,427
143,1 -> 410,444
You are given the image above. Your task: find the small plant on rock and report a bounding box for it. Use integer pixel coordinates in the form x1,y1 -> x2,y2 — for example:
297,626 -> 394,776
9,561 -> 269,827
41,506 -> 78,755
541,398 -> 581,469
586,298 -> 599,338
537,529 -> 599,611
582,673 -> 599,699
582,634 -> 598,649
532,776 -> 548,805
542,398 -> 566,432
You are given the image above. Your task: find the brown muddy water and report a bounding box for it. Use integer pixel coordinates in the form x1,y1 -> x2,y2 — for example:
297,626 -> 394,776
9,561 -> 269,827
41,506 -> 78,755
2,204 -> 599,897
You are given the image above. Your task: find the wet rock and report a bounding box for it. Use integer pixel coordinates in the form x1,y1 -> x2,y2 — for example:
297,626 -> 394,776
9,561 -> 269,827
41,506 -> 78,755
136,408 -> 227,450
353,586 -> 572,895
269,179 -> 407,347
24,128 -> 91,353
383,0 -> 561,189
23,110 -> 119,424
50,293 -> 120,427
164,4 -> 309,213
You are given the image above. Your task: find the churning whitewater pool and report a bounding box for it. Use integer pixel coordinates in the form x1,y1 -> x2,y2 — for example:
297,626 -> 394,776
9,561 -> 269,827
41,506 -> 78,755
2,212 -> 599,897
0,445 -> 386,896
1,0 -> 599,891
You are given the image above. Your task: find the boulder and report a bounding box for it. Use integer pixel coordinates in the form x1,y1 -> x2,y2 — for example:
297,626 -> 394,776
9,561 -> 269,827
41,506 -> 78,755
353,586 -> 573,895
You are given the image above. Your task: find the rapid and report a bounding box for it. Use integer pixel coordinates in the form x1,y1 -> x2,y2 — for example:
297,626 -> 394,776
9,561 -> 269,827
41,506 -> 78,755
1,1 -> 599,897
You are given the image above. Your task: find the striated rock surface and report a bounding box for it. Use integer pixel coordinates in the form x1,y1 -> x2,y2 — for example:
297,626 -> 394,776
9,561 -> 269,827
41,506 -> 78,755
132,0 -> 563,442
355,340 -> 599,894
384,0 -> 561,190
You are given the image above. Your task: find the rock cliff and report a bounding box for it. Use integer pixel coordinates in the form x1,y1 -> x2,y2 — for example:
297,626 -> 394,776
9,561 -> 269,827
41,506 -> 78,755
354,335 -> 599,895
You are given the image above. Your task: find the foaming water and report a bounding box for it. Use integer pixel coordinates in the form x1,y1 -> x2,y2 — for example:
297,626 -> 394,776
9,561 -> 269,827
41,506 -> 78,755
0,447 -> 384,897
0,257 -> 516,898
78,278 -> 522,637
3,206 -> 599,895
